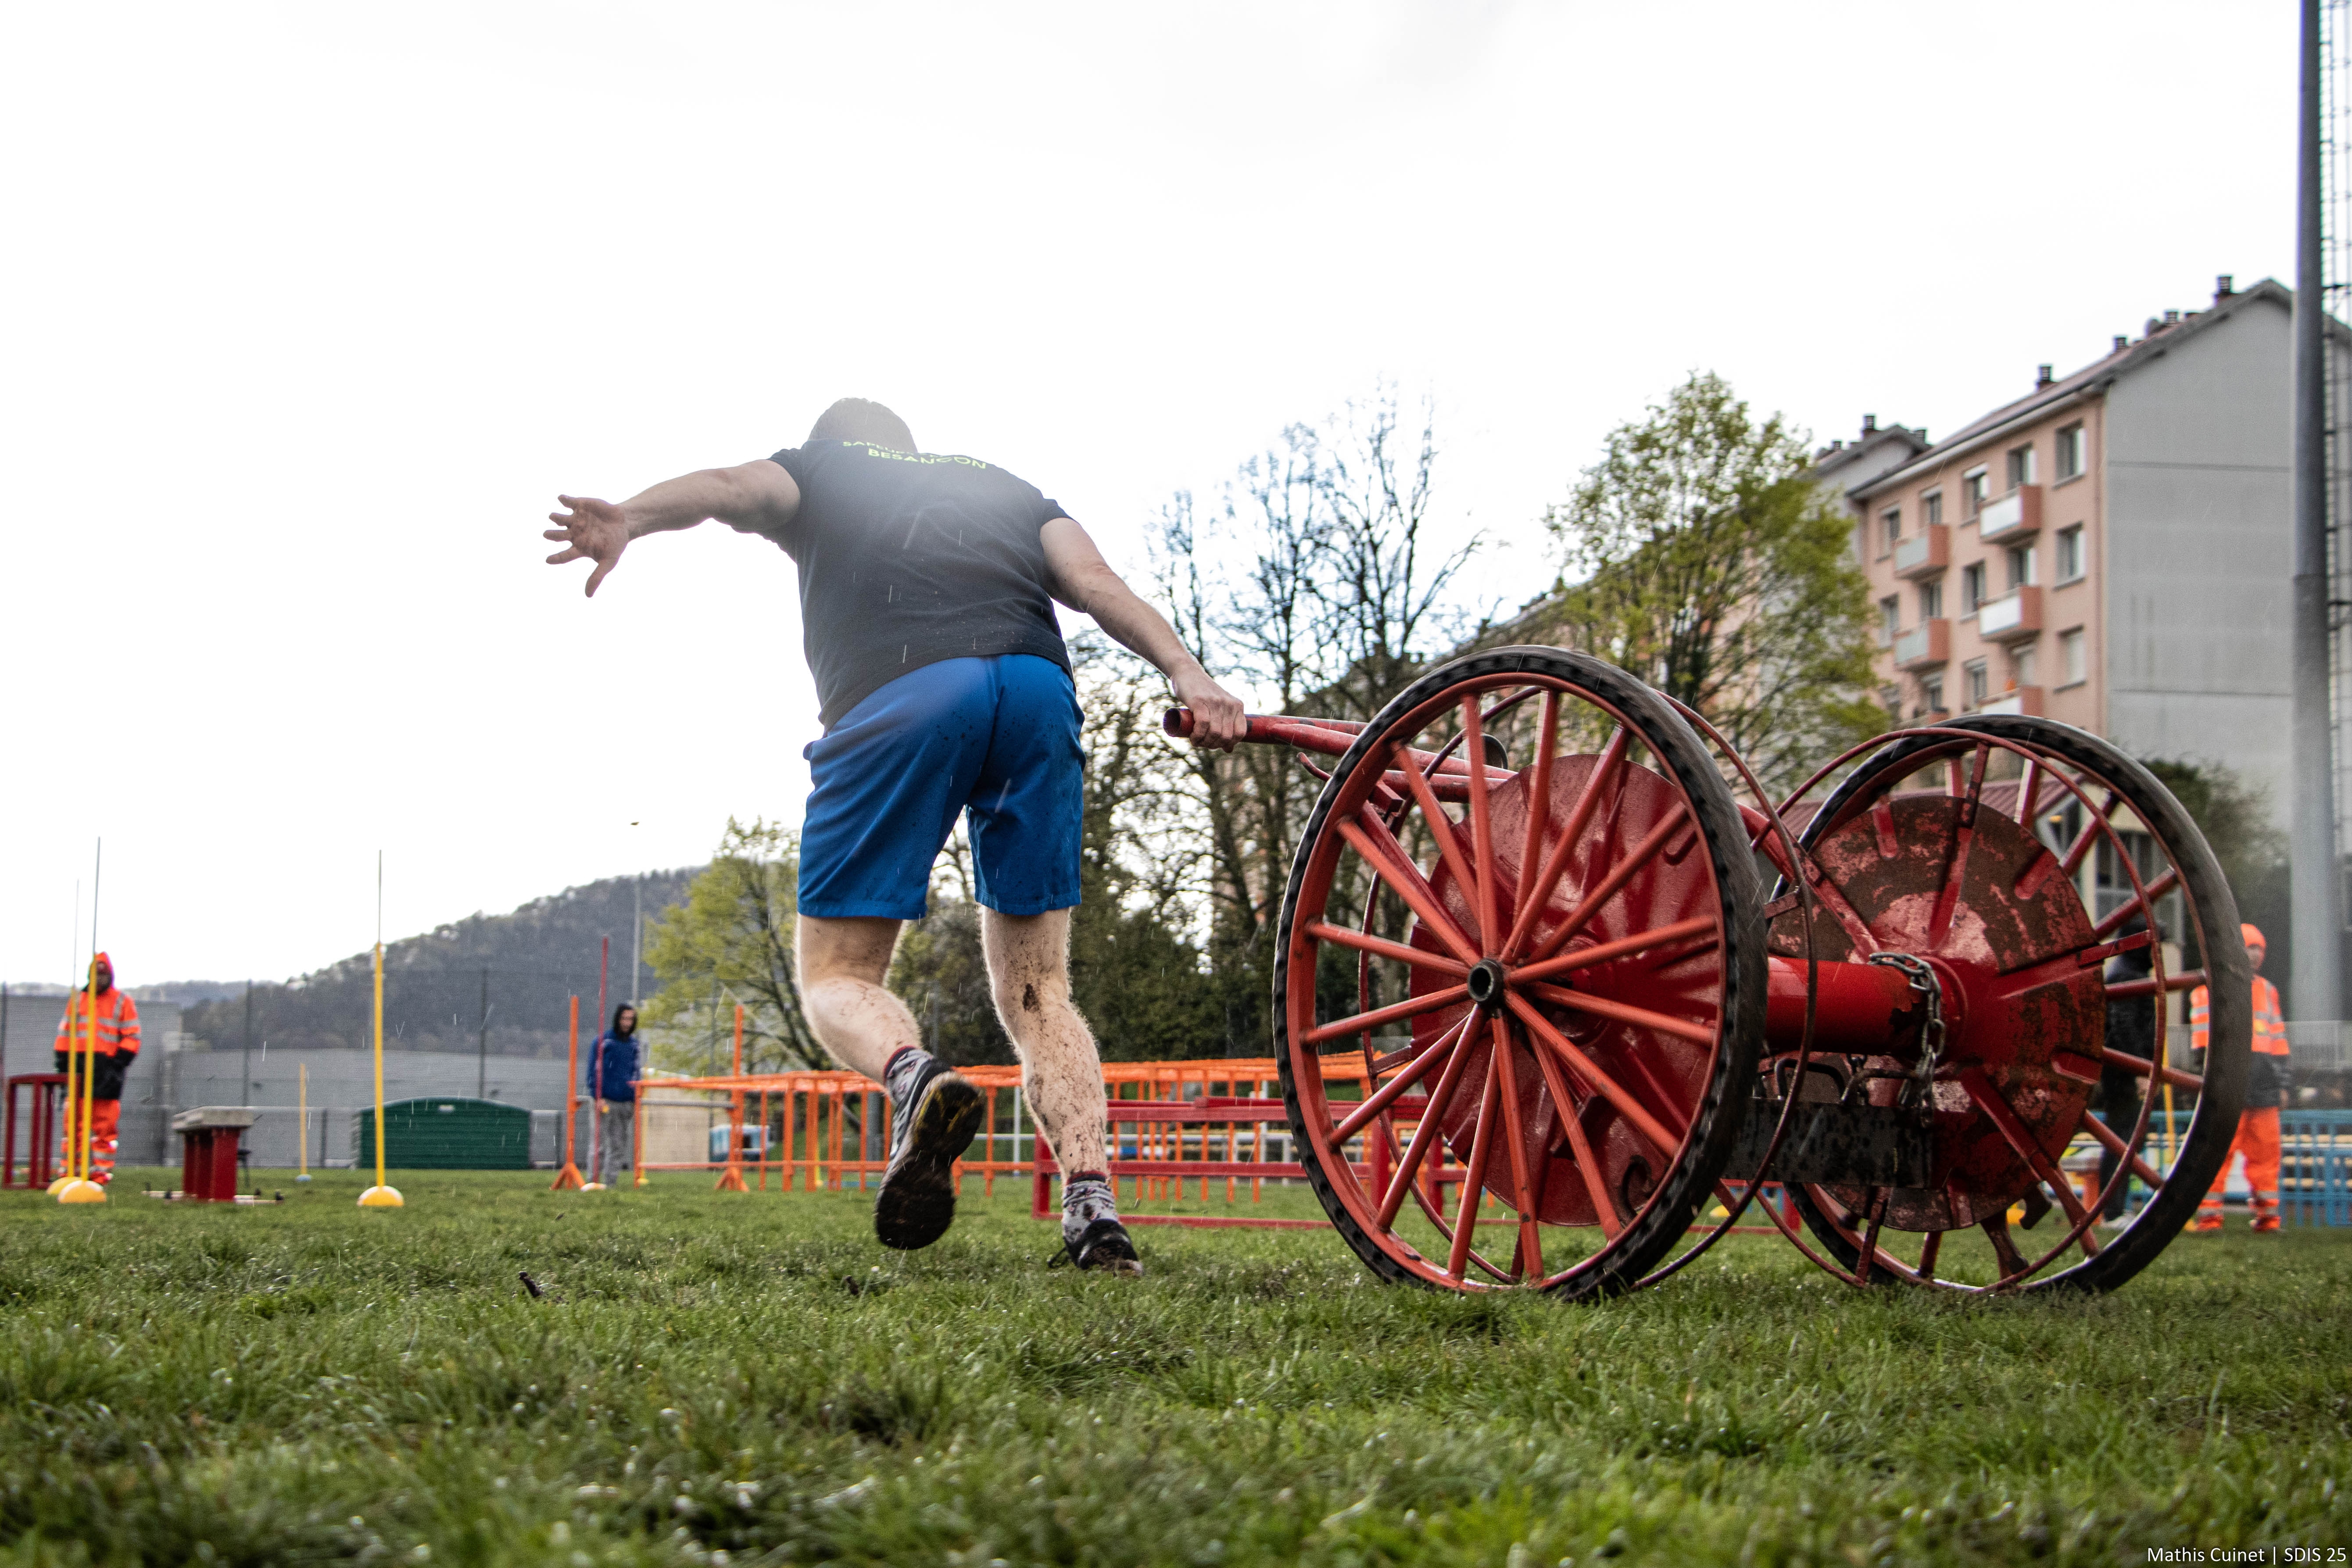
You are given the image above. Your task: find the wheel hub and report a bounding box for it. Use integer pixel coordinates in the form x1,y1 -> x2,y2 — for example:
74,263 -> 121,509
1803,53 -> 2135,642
1465,957 -> 1508,1013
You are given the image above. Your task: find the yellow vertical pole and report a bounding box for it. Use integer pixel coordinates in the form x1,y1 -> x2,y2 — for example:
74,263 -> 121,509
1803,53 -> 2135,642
360,853 -> 402,1208
47,995 -> 82,1194
57,959 -> 107,1203
297,1063 -> 311,1183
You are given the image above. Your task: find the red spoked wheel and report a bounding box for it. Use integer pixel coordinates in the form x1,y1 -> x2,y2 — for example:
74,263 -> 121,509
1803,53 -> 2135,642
1763,714 -> 2252,1292
1272,647 -> 1766,1297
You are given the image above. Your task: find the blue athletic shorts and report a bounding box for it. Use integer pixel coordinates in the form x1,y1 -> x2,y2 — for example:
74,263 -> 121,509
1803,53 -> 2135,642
798,654 -> 1083,920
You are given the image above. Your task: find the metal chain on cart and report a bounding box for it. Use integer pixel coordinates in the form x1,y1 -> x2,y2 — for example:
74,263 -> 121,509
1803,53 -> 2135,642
1864,952 -> 1945,1116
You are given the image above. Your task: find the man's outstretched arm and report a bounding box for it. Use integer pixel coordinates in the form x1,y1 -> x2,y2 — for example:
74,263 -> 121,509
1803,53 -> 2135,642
1040,516 -> 1247,749
544,460 -> 801,597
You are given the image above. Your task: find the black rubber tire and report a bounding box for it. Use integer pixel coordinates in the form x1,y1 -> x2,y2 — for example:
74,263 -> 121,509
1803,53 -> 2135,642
1271,646 -> 1768,1299
1784,713 -> 2249,1293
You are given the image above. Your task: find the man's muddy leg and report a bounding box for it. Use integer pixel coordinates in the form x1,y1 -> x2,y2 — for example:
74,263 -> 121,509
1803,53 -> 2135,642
797,914 -> 915,1081
980,908 -> 1107,1175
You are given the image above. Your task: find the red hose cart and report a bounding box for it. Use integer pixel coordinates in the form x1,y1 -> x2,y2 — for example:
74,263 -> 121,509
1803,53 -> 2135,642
1166,645 -> 2247,1297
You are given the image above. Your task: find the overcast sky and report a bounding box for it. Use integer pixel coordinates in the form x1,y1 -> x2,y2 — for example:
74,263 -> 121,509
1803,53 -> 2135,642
1,1 -> 2296,988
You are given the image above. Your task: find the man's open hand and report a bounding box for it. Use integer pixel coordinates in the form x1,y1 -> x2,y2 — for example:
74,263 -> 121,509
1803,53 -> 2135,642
1171,666 -> 1247,751
545,495 -> 631,597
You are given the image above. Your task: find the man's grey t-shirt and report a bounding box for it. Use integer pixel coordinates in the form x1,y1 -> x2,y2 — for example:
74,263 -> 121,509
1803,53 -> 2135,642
762,440 -> 1071,728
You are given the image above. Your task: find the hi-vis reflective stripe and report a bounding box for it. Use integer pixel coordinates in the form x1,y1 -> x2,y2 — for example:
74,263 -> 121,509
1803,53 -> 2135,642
2189,976 -> 2290,1057
2254,975 -> 2289,1056
52,993 -> 140,1053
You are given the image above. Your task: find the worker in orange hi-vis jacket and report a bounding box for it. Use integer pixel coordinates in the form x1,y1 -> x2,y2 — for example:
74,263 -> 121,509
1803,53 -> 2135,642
2190,924 -> 2289,1232
51,952 -> 140,1185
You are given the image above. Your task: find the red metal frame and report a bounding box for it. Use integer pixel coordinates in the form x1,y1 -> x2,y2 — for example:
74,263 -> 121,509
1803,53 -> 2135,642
180,1124 -> 243,1202
3,1074 -> 64,1190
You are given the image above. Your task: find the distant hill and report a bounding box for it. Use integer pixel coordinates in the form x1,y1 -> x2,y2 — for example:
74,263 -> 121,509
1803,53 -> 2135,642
129,980 -> 251,1005
180,869 -> 701,1059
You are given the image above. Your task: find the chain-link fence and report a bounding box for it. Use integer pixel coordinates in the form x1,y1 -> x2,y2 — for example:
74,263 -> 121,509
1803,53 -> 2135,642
68,1047 -> 577,1171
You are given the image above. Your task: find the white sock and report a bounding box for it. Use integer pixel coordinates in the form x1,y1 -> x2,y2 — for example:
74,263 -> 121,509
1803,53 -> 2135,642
1062,1176 -> 1118,1246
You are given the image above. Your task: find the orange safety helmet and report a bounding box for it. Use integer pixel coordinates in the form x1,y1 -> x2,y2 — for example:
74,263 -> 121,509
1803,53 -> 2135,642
2241,924 -> 2266,952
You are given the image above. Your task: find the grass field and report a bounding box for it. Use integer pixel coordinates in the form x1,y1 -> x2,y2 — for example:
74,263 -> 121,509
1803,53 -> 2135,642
0,1170 -> 2345,1567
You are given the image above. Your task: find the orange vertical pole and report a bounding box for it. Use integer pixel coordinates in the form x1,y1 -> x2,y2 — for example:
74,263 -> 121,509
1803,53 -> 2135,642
551,995 -> 584,1189
983,1087 -> 997,1198
632,1072 -> 647,1188
716,1004 -> 748,1191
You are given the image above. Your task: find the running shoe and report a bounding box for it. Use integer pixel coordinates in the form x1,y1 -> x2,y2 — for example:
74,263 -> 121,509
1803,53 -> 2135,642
1060,1217 -> 1144,1276
873,1058 -> 984,1251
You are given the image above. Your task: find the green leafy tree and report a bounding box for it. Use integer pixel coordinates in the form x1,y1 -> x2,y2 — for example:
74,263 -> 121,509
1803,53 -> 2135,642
1537,372 -> 1883,791
2142,758 -> 2291,979
641,818 -> 825,1073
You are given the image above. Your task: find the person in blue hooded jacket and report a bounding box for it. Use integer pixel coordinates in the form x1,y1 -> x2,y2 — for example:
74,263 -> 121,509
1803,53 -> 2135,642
587,1004 -> 642,1185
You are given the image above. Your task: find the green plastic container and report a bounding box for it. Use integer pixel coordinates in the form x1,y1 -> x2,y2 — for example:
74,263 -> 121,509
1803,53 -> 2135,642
352,1097 -> 532,1170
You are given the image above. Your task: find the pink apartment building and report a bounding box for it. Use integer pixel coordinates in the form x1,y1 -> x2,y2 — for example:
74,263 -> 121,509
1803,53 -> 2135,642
1823,276 -> 2332,833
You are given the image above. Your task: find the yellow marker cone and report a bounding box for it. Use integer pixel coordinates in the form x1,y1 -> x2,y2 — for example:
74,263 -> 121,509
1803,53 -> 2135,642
57,1178 -> 107,1204
358,1185 -> 404,1207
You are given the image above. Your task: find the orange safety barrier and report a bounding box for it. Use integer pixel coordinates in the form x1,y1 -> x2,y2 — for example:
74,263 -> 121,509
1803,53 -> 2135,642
634,1056 -> 1526,1231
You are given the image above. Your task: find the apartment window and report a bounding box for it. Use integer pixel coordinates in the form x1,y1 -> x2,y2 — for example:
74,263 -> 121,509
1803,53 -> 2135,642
2056,423 -> 2086,480
1922,490 -> 1944,527
2060,627 -> 2087,686
2012,646 -> 2038,687
1879,684 -> 1901,715
1964,659 -> 1989,709
1922,675 -> 1946,715
1960,562 -> 1986,614
2006,444 -> 2037,490
2055,525 -> 2085,582
2006,543 -> 2036,590
1879,595 -> 1900,643
1919,579 -> 1943,620
1880,505 -> 1902,554
1963,467 -> 1989,519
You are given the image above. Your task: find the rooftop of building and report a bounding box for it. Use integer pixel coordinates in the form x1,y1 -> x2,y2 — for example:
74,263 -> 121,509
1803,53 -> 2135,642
1852,274 -> 2313,501
1812,415 -> 1932,495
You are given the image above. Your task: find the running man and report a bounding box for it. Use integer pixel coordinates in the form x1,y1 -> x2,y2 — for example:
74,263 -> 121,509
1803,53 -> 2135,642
544,398 -> 1245,1271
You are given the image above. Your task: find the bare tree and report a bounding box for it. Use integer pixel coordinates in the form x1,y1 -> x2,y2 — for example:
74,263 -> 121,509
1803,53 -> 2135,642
1310,391 -> 1482,721
1146,391 -> 1487,1045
